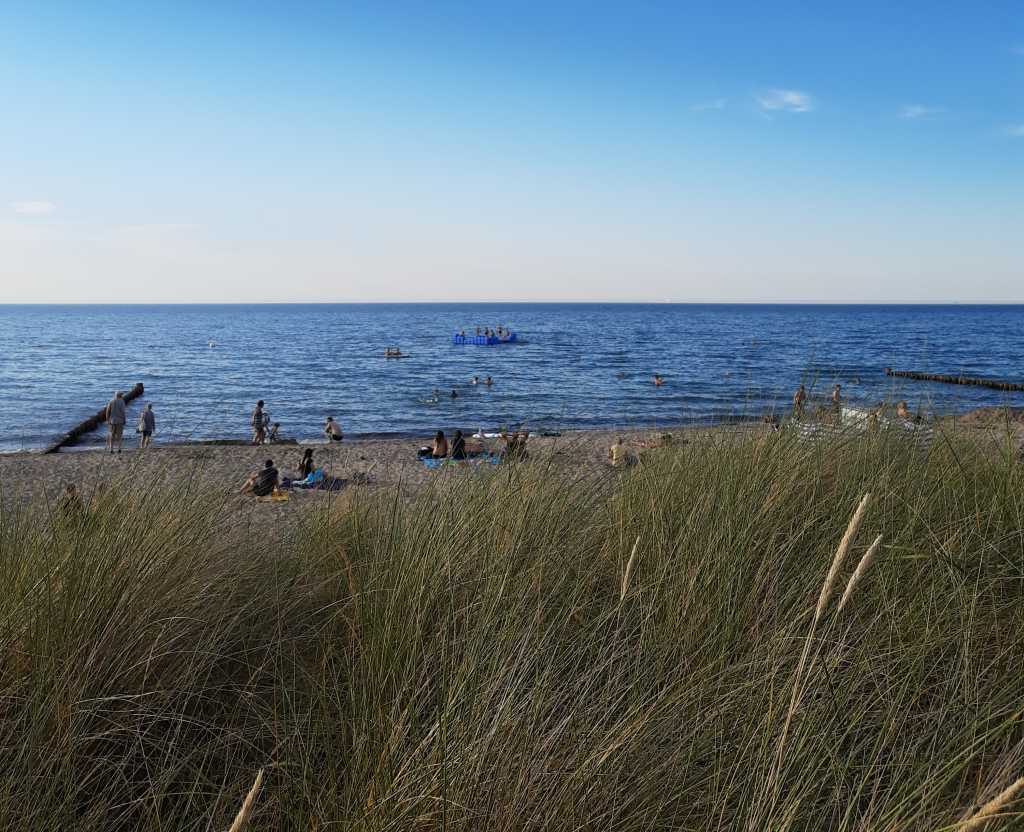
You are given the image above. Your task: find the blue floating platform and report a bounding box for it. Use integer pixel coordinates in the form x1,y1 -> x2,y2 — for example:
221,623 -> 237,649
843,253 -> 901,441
452,332 -> 518,345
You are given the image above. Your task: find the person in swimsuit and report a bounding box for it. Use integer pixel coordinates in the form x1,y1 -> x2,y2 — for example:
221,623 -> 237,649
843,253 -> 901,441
251,401 -> 266,445
297,448 -> 315,479
793,385 -> 806,420
324,417 -> 343,442
432,430 -> 449,458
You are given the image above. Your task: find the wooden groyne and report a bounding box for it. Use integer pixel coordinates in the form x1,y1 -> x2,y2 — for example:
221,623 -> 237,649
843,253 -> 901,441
885,368 -> 1024,393
43,383 -> 145,454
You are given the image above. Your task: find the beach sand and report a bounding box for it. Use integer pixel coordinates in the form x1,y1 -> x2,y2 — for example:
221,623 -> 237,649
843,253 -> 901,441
0,427 -> 736,527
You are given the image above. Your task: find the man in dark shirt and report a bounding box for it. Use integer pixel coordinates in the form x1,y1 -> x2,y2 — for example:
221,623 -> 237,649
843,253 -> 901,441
242,459 -> 279,496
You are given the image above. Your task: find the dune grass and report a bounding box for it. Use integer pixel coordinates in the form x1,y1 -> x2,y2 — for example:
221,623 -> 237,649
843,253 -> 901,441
1,425 -> 1023,830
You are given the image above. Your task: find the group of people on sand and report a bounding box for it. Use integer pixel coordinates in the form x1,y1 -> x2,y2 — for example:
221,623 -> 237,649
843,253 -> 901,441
421,428 -> 529,463
104,390 -> 156,453
250,400 -> 344,445
241,447 -> 335,497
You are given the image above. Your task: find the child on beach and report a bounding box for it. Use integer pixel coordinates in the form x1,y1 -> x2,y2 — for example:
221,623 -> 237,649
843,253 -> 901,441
137,403 -> 156,449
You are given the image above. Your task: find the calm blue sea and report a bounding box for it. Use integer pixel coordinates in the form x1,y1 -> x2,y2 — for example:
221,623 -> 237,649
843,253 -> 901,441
1,304 -> 1022,451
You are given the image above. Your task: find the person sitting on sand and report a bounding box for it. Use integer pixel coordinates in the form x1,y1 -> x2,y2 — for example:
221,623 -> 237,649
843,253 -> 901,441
137,403 -> 156,449
896,401 -> 912,420
793,385 -> 806,420
242,459 -> 279,497
324,417 -> 343,442
654,374 -> 665,387
297,448 -> 315,479
57,482 -> 85,524
268,422 -> 282,443
251,400 -> 266,445
105,390 -> 127,454
608,437 -> 630,467
450,429 -> 467,460
500,430 -> 529,461
432,430 -> 449,458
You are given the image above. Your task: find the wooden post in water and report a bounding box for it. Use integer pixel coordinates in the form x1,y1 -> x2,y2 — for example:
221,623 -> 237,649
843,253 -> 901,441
884,368 -> 1024,393
43,383 -> 145,454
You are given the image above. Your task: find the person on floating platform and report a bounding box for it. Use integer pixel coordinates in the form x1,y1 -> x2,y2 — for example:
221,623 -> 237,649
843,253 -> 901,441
793,385 -> 806,420
242,459 -> 279,497
432,430 -> 449,459
324,416 -> 343,442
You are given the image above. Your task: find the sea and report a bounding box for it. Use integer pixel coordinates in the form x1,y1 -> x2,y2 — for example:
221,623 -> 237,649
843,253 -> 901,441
1,304 -> 1022,452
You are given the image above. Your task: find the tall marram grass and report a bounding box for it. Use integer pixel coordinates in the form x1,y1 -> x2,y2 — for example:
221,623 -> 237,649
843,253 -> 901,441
2,426 -> 1024,830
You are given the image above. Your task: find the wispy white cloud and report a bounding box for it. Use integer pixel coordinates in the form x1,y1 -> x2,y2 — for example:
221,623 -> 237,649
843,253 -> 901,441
1006,124 -> 1024,137
755,89 -> 813,113
11,200 -> 56,216
692,98 -> 727,112
900,105 -> 943,119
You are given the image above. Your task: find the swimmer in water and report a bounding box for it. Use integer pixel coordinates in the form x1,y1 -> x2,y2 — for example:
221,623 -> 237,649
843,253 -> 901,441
451,389 -> 459,399
485,376 -> 493,387
654,374 -> 665,387
471,376 -> 479,385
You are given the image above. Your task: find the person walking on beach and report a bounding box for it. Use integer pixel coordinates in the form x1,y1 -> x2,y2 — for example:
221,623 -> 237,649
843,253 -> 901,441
831,384 -> 842,421
251,401 -> 265,445
137,403 -> 156,449
793,384 -> 806,420
105,390 -> 127,454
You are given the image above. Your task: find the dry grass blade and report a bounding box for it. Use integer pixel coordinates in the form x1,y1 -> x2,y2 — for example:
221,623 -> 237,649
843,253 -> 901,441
620,535 -> 640,602
837,534 -> 884,614
956,775 -> 1024,830
815,492 -> 871,622
227,768 -> 265,832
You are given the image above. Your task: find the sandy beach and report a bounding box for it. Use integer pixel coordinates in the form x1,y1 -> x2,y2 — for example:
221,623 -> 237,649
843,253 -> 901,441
0,426 -> 731,524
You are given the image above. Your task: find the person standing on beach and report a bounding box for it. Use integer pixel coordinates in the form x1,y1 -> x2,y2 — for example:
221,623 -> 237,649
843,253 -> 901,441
831,384 -> 842,420
251,400 -> 265,445
138,403 -> 156,449
105,390 -> 127,454
793,385 -> 806,420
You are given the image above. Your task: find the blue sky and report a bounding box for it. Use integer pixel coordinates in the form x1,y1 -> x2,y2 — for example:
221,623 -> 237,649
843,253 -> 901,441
1,1 -> 1021,302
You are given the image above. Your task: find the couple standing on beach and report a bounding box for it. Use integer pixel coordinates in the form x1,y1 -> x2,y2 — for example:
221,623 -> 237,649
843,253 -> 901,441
105,391 -> 155,453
